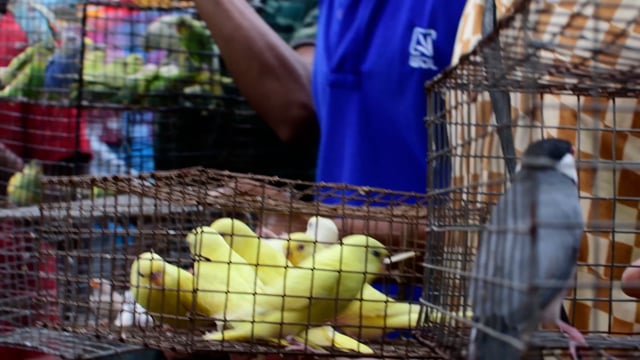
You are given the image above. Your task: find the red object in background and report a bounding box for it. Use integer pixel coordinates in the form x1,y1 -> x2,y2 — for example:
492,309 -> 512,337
0,101 -> 92,163
0,12 -> 28,68
0,347 -> 61,360
0,219 -> 59,333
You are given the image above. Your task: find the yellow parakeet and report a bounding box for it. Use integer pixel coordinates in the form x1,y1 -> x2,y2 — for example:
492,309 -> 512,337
209,218 -> 291,285
190,227 -> 372,353
129,252 -> 214,329
336,284 -> 422,341
285,231 -> 323,266
292,325 -> 374,354
203,235 -> 389,343
286,235 -> 421,341
185,226 -> 266,324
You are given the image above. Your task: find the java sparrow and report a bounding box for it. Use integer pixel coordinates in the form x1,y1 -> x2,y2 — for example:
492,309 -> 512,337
467,138 -> 587,360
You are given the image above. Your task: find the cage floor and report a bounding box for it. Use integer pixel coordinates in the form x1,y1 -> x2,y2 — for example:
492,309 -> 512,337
529,332 -> 640,360
31,325 -> 446,359
421,329 -> 640,359
0,327 -> 144,359
4,327 -> 638,359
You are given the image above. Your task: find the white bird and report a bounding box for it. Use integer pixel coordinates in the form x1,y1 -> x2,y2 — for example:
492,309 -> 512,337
89,278 -> 126,324
89,278 -> 153,327
114,290 -> 154,328
306,216 -> 339,245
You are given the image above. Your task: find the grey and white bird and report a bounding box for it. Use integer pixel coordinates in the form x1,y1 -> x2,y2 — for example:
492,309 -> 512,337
467,138 -> 587,360
89,277 -> 127,324
114,290 -> 155,328
90,277 -> 154,328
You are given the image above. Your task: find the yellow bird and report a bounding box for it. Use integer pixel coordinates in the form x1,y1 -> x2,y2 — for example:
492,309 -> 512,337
292,325 -> 374,354
185,226 -> 264,291
336,283 -> 422,340
185,226 -> 266,324
203,235 -> 389,343
209,218 -> 290,285
129,252 -> 214,329
285,231 -> 318,265
286,235 -> 422,341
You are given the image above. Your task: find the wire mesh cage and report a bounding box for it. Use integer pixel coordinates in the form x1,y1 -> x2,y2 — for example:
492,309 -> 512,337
0,167 -> 443,358
0,0 -> 318,209
0,214 -> 56,332
421,0 -> 640,358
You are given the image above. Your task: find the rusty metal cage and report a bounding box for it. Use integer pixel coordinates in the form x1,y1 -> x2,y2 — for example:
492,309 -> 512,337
421,0 -> 640,359
0,208 -> 155,359
0,167 -> 444,359
0,0 -> 317,209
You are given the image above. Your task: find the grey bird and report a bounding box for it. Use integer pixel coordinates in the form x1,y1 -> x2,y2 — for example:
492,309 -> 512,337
467,138 -> 587,360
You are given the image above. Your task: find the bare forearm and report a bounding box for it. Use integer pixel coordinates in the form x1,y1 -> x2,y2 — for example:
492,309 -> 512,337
194,0 -> 317,143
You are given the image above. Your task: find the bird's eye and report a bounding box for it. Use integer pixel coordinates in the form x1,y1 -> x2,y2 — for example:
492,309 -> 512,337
372,249 -> 381,258
296,244 -> 305,251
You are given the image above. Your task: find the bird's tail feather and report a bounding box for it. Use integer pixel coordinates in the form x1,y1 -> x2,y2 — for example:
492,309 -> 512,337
469,315 -> 522,360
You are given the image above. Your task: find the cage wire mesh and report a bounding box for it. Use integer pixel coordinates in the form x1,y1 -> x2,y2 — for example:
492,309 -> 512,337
75,0 -> 317,182
421,0 -> 640,359
0,213 -> 54,332
0,0 -> 317,206
9,167 -> 441,358
0,327 -> 148,359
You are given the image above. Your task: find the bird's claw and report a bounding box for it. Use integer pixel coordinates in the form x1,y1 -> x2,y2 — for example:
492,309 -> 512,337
158,323 -> 174,332
282,335 -> 328,354
556,320 -> 587,360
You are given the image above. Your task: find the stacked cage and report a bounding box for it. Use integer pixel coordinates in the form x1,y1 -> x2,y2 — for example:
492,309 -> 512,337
0,167 -> 443,359
0,0 -> 318,206
0,1 -> 316,358
421,0 -> 640,359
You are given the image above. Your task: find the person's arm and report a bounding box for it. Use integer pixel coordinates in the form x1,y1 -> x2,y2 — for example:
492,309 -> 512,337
295,44 -> 315,70
193,0 -> 317,143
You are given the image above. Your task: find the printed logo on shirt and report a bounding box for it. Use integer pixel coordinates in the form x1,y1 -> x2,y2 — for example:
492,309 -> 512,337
408,27 -> 438,71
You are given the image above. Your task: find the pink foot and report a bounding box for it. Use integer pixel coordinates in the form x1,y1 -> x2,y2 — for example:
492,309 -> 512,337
282,335 -> 328,354
556,320 -> 587,360
257,227 -> 279,238
160,323 -> 174,332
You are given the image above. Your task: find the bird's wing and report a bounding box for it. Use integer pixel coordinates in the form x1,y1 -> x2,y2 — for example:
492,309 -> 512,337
260,266 -> 342,312
534,172 -> 583,311
469,175 -> 537,321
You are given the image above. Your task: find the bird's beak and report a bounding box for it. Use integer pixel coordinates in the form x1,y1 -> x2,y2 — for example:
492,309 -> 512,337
89,278 -> 100,289
383,251 -> 417,265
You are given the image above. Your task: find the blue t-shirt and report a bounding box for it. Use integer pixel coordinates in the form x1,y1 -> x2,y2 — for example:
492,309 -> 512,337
312,0 -> 465,205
